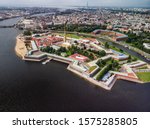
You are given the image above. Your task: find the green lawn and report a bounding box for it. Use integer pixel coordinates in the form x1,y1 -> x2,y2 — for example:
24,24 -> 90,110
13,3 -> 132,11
136,72 -> 150,82
89,66 -> 97,73
110,46 -> 126,54
58,33 -> 82,39
66,34 -> 81,39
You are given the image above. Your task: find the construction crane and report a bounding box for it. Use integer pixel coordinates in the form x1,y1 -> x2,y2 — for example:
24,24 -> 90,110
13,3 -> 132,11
64,20 -> 68,42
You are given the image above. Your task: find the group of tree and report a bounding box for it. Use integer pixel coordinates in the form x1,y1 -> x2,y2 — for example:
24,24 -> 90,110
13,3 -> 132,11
23,30 -> 32,36
67,45 -> 95,60
96,58 -> 119,69
111,59 -> 119,69
41,46 -> 67,56
96,58 -> 120,80
126,31 -> 150,54
96,64 -> 112,81
96,59 -> 106,68
68,45 -> 107,59
41,45 -> 106,60
48,24 -> 107,33
88,49 -> 106,57
127,55 -> 138,63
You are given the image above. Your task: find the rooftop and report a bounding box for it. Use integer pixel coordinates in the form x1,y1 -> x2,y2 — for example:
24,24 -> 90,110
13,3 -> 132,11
69,53 -> 89,62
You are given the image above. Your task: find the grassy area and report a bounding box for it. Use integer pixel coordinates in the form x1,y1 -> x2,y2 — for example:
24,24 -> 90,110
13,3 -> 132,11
96,64 -> 112,81
57,33 -> 82,39
66,34 -> 82,39
89,66 -> 97,73
136,72 -> 150,82
105,58 -> 112,64
110,46 -> 126,54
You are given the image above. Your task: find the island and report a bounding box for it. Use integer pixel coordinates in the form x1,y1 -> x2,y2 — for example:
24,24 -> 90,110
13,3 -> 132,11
15,29 -> 150,90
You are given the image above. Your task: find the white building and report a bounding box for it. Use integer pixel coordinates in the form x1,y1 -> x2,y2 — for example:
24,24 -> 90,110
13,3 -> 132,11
143,43 -> 150,50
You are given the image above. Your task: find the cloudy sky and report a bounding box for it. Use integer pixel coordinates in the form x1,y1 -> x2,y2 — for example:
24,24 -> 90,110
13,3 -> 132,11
0,0 -> 150,7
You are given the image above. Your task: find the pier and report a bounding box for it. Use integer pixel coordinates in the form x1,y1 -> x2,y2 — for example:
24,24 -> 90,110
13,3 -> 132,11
46,53 -> 73,64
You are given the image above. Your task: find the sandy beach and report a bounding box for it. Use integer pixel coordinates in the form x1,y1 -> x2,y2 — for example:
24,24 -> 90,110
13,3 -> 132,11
15,36 -> 27,59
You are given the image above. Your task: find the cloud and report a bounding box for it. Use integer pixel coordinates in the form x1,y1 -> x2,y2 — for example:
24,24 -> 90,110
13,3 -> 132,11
0,0 -> 149,7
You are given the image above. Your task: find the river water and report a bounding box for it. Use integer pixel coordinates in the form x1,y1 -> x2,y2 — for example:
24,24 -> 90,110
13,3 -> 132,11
108,42 -> 150,64
0,18 -> 150,112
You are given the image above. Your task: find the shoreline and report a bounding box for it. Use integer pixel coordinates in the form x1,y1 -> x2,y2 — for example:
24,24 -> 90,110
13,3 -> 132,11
14,44 -> 145,90
15,36 -> 27,59
67,65 -> 112,90
14,34 -> 148,91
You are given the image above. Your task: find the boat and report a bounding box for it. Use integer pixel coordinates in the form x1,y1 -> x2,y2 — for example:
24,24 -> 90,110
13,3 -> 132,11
42,58 -> 51,65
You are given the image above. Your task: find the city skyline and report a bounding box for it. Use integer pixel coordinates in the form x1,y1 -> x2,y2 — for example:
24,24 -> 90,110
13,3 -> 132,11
0,0 -> 150,7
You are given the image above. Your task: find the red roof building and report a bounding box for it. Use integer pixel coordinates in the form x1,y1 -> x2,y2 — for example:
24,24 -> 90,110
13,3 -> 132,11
33,36 -> 63,47
69,53 -> 89,62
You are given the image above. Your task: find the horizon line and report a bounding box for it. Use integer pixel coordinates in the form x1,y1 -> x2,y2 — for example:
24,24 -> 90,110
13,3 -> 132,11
0,5 -> 150,9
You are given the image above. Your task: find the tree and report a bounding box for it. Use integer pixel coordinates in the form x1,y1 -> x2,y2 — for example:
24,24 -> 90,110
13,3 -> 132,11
59,47 -> 67,52
112,61 -> 119,68
127,55 -> 132,62
23,30 -> 32,36
83,51 -> 89,57
98,50 -> 106,57
89,53 -> 94,60
119,49 -> 123,53
105,42 -> 110,49
96,59 -> 106,67
128,55 -> 131,60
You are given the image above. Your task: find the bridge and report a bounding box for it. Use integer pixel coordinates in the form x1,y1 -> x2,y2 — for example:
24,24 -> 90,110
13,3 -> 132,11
0,25 -> 15,28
